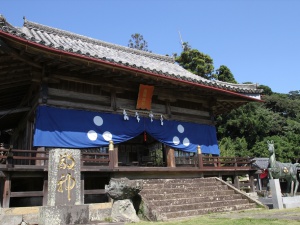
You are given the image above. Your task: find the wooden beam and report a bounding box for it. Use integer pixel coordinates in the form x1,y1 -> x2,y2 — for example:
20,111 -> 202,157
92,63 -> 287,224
170,106 -> 210,117
10,191 -> 44,197
0,107 -> 30,116
0,39 -> 42,69
45,99 -> 113,112
48,88 -> 111,105
84,189 -> 106,195
2,174 -> 11,208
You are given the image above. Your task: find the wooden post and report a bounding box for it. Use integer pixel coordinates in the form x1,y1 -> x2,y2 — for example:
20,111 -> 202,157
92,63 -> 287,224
113,145 -> 119,168
234,175 -> 240,190
36,147 -> 45,166
249,173 -> 255,192
0,177 -> 4,208
2,174 -> 11,208
6,146 -> 13,168
42,174 -> 48,206
81,173 -> 85,204
197,145 -> 203,169
234,157 -> 237,168
166,146 -> 175,167
109,141 -> 114,169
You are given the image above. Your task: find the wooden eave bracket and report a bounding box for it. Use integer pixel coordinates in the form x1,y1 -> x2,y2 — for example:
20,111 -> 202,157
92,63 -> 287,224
0,38 -> 42,69
0,107 -> 31,116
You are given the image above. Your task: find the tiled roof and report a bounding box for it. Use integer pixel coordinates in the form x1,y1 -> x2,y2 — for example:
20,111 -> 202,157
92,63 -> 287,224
253,158 -> 269,170
0,15 -> 262,97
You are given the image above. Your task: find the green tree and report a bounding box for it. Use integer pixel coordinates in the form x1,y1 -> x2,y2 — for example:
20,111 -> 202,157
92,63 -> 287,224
258,85 -> 273,96
215,65 -> 237,83
263,94 -> 300,119
128,33 -> 149,51
218,137 -> 236,157
175,43 -> 215,80
288,90 -> 300,100
217,90 -> 300,162
216,102 -> 286,153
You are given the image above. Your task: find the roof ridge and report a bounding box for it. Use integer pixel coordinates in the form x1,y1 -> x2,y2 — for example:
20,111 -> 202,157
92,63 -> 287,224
23,20 -> 175,63
0,14 -> 17,30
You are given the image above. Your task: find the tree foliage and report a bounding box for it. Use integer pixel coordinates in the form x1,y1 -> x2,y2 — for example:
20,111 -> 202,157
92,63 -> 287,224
215,65 -> 237,84
175,43 -> 215,80
128,33 -> 149,52
258,84 -> 273,96
217,92 -> 300,162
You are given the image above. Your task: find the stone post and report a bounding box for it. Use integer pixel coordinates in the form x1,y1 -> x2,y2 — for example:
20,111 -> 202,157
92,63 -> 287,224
270,179 -> 283,209
39,148 -> 89,225
47,149 -> 81,206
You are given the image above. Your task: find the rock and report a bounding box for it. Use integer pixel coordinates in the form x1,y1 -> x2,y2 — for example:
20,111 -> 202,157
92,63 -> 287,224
111,199 -> 140,223
105,178 -> 142,200
105,178 -> 143,223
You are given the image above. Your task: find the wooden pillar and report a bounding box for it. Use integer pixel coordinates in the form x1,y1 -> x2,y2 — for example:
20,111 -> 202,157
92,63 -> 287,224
257,175 -> 262,191
249,173 -> 255,192
166,146 -> 175,168
0,177 -> 4,208
108,141 -> 114,169
2,174 -> 11,208
234,175 -> 240,190
36,147 -> 45,166
81,173 -> 85,204
42,174 -> 48,206
6,146 -> 13,168
113,145 -> 119,168
197,145 -> 203,169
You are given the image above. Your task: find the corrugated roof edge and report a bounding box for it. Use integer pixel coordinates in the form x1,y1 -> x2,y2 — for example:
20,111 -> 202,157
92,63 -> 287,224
23,19 -> 175,64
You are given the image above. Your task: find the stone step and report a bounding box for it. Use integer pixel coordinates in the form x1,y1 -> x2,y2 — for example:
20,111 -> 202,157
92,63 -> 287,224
142,177 -> 217,185
141,188 -> 235,200
162,203 -> 257,220
154,199 -> 250,213
140,177 -> 260,221
146,193 -> 244,207
142,181 -> 224,190
141,184 -> 228,195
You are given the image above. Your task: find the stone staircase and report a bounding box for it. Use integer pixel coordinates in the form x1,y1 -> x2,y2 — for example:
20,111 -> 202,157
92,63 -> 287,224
139,177 -> 265,221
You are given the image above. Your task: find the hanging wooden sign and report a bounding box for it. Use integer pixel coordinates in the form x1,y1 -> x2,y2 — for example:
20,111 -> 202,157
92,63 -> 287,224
136,84 -> 154,110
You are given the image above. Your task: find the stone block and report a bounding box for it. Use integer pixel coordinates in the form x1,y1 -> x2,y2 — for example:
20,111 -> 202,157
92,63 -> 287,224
39,205 -> 89,225
89,202 -> 112,221
48,149 -> 82,206
283,196 -> 300,209
269,179 -> 283,209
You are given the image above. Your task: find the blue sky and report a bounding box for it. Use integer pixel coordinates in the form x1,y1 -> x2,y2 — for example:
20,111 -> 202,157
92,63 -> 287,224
1,0 -> 299,94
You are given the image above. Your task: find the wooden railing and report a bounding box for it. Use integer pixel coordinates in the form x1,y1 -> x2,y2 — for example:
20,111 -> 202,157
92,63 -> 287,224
0,148 -> 255,170
0,148 -> 110,168
175,155 -> 254,169
197,155 -> 255,169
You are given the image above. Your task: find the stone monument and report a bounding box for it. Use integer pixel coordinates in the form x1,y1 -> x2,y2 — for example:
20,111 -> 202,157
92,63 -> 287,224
267,141 -> 299,196
39,149 -> 89,225
267,141 -> 300,209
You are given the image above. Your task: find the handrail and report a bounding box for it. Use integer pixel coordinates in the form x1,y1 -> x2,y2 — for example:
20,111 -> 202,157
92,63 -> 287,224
0,148 -> 255,170
0,148 -> 110,167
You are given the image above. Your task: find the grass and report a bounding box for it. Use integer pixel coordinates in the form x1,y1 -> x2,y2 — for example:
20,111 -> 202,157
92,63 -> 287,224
134,208 -> 300,225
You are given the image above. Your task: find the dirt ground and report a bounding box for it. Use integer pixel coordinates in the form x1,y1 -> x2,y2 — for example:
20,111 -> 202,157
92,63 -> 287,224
205,207 -> 300,221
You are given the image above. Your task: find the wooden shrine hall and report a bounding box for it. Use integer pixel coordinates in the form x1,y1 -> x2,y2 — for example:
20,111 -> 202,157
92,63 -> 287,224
0,15 -> 263,208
